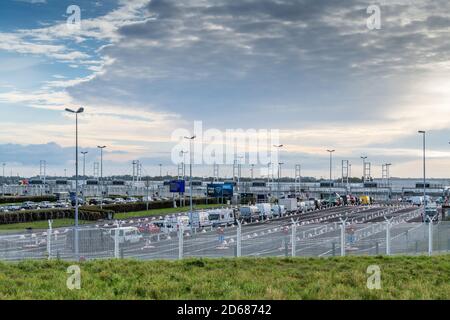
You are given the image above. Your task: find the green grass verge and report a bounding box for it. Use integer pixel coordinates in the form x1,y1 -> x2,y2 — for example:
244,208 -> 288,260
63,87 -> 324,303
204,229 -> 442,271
0,204 -> 228,231
0,256 -> 449,299
0,219 -> 91,232
113,204 -> 228,220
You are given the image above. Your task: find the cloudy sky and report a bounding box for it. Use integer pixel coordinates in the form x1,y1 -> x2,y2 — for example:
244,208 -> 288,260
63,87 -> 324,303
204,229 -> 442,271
0,0 -> 450,179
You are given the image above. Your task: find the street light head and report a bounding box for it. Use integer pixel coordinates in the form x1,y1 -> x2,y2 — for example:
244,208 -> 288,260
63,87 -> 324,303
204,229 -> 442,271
327,149 -> 335,153
76,107 -> 84,114
65,108 -> 75,113
97,145 -> 106,149
418,130 -> 425,134
184,135 -> 196,140
273,144 -> 283,148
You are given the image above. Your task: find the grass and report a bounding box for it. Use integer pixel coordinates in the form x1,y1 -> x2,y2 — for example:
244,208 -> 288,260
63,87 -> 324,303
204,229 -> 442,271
0,219 -> 92,232
0,204 -> 228,231
113,203 -> 228,220
0,256 -> 448,299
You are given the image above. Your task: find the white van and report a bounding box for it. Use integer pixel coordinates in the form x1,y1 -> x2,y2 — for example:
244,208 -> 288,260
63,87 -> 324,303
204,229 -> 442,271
208,208 -> 235,226
191,211 -> 212,228
109,227 -> 143,244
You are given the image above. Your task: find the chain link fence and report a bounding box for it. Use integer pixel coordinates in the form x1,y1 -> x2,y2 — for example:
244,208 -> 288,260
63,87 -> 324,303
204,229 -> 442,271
0,207 -> 449,261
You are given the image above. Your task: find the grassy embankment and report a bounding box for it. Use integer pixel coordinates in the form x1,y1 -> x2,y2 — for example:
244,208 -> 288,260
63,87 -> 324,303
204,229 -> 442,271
0,256 -> 448,299
0,204 -> 228,231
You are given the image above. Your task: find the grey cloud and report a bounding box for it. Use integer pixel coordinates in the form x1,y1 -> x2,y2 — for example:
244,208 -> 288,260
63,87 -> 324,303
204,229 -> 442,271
0,143 -> 119,166
70,0 -> 450,128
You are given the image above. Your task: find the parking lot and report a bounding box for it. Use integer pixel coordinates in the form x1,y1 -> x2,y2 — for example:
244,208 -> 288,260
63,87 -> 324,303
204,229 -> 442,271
1,203 -> 445,262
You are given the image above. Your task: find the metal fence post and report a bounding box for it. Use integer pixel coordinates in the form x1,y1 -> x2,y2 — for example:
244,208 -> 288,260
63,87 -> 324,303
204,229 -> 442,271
47,219 -> 52,260
291,219 -> 297,257
114,228 -> 119,258
178,225 -> 184,260
339,218 -> 347,257
386,221 -> 391,255
428,215 -> 435,256
236,220 -> 241,257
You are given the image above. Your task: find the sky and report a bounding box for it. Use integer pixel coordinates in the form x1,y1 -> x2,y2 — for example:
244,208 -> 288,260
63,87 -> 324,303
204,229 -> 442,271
0,0 -> 450,179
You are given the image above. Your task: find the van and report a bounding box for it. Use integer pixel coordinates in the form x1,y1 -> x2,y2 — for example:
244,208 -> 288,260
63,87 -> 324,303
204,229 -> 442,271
109,227 -> 143,244
191,211 -> 212,228
239,206 -> 260,222
208,209 -> 235,226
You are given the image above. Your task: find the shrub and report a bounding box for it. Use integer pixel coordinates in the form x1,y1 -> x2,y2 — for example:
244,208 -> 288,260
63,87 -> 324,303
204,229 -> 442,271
0,208 -> 112,225
85,198 -> 220,213
0,195 -> 57,204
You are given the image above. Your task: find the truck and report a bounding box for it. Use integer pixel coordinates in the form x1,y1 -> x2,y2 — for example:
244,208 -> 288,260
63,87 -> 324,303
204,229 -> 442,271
256,203 -> 273,220
279,198 -> 298,212
359,195 -> 371,205
239,206 -> 260,222
423,203 -> 439,222
271,204 -> 286,217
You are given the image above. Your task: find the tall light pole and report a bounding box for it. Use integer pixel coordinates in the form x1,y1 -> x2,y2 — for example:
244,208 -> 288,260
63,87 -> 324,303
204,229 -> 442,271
2,163 -> 5,196
361,156 -> 367,181
327,150 -> 335,199
418,131 -> 426,207
81,151 -> 88,177
65,107 -> 84,260
273,144 -> 284,207
97,146 -> 106,209
184,135 -> 196,225
385,163 -> 392,199
159,164 -> 163,179
180,150 -> 188,207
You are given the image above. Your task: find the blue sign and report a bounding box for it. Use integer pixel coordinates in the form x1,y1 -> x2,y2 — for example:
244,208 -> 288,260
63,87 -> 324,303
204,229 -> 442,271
170,180 -> 185,193
207,183 -> 234,198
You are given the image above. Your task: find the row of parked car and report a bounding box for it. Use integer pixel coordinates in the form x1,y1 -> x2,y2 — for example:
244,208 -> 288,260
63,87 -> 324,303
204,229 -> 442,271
0,200 -> 70,212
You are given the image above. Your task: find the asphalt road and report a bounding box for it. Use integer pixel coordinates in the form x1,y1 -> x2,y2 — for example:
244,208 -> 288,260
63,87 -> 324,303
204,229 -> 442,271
0,204 -> 443,261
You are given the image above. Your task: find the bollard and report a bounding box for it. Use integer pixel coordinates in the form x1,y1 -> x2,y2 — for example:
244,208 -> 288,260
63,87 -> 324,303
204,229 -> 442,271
375,242 -> 379,255
332,242 -> 336,257
120,248 -> 124,259
447,238 -> 450,252
415,240 -> 419,254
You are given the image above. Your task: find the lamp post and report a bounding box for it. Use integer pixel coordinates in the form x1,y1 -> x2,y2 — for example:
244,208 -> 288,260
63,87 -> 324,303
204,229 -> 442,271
180,150 -> 188,207
361,156 -> 367,182
65,107 -> 84,260
273,144 -> 284,210
81,151 -> 88,178
327,150 -> 335,200
1,163 -> 5,197
418,131 -> 426,207
97,146 -> 106,209
184,135 -> 196,225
